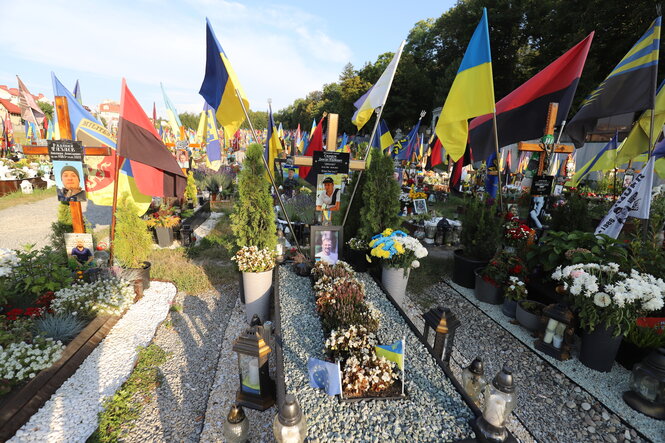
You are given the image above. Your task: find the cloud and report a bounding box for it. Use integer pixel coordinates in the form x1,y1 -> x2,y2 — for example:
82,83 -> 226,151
0,0 -> 351,113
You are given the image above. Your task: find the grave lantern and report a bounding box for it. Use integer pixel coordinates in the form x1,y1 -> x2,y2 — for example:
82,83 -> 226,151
474,365 -> 517,442
222,403 -> 249,442
20,180 -> 33,194
232,322 -> 275,411
623,347 -> 665,420
535,304 -> 574,361
273,393 -> 308,442
423,307 -> 460,364
462,357 -> 487,404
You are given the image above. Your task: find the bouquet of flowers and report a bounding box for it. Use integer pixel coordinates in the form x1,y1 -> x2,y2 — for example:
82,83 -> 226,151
231,246 -> 275,272
480,250 -> 528,287
503,212 -> 533,248
552,263 -> 665,335
347,237 -> 369,251
408,186 -> 427,200
145,206 -> 181,228
503,276 -> 528,301
369,229 -> 428,270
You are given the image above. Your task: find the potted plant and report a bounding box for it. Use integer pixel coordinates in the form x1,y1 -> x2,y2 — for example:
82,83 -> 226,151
230,143 -> 277,323
368,229 -> 428,305
502,212 -> 534,254
502,276 -> 528,318
345,237 -> 369,272
184,171 -> 197,209
358,148 -> 402,240
114,193 -> 153,289
552,263 -> 665,372
146,206 -> 181,247
232,246 -> 276,323
516,300 -> 545,332
454,198 -> 501,288
475,251 -> 527,305
617,321 -> 665,370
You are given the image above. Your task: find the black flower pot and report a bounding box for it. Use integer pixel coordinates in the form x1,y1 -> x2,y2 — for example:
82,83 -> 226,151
516,300 -> 545,332
346,248 -> 368,272
120,261 -> 151,290
580,324 -> 623,372
616,341 -> 654,371
453,249 -> 488,289
502,298 -> 518,318
473,268 -> 504,305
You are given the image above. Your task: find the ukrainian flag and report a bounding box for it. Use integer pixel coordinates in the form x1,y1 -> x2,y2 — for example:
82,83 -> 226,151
199,18 -> 249,143
570,133 -> 620,186
265,108 -> 280,179
372,120 -> 394,153
375,340 -> 403,370
161,83 -> 183,140
435,8 -> 495,162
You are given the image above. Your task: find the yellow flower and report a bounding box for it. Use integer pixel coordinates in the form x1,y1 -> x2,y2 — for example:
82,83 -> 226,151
382,228 -> 393,236
394,242 -> 404,254
369,239 -> 377,247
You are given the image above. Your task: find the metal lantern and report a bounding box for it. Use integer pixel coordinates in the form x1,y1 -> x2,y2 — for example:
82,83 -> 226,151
475,365 -> 517,442
422,307 -> 460,364
180,224 -> 193,247
462,357 -> 487,404
273,393 -> 307,443
222,403 -> 249,442
232,322 -> 275,411
535,304 -> 575,361
623,347 -> 665,420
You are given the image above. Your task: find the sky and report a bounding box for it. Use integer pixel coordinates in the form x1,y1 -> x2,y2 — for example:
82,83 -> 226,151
0,0 -> 455,121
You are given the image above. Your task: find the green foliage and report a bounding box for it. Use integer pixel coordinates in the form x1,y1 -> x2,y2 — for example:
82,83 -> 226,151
230,143 -> 276,251
49,203 -> 74,252
479,250 -> 528,286
358,149 -> 401,239
91,344 -> 169,443
625,325 -> 665,349
114,194 -> 153,268
526,230 -> 629,278
548,193 -> 594,232
239,109 -> 268,130
185,171 -> 197,202
459,198 -> 501,261
38,101 -> 54,121
177,112 -> 199,131
33,313 -> 86,344
339,170 -> 367,242
0,246 -> 74,306
0,317 -> 34,347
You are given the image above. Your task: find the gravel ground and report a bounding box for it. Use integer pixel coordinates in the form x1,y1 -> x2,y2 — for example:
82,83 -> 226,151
405,280 -> 653,443
119,282 -> 238,443
0,196 -> 111,250
277,267 -> 475,442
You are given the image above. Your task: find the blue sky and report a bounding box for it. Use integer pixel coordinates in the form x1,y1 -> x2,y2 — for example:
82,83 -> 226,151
0,0 -> 455,119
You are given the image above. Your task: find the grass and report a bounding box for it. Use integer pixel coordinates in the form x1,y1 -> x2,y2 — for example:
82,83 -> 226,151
148,248 -> 235,294
89,344 -> 170,443
187,215 -> 235,261
427,193 -> 466,219
0,187 -> 55,211
407,255 -> 454,310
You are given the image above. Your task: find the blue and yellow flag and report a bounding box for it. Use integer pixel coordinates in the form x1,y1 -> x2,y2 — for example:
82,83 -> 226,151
396,119 -> 422,161
435,8 -> 495,162
51,73 -> 151,215
570,133 -> 620,186
336,132 -> 348,152
371,120 -> 394,153
161,83 -> 183,140
199,18 -> 249,142
265,108 -> 280,178
567,17 -> 661,148
375,340 -> 403,370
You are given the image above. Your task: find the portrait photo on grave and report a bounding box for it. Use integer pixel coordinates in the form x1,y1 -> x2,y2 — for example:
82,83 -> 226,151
311,225 -> 343,265
315,174 -> 344,211
55,162 -> 87,202
65,233 -> 94,265
413,198 -> 428,215
176,149 -> 190,169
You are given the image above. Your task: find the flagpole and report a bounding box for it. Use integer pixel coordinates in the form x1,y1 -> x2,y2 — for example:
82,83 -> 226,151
342,41 -> 406,228
108,151 -> 122,267
491,111 -> 504,211
234,89 -> 304,256
401,336 -> 405,396
643,17 -> 660,239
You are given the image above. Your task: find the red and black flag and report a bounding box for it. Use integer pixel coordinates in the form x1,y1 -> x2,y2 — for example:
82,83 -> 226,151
299,115 -> 326,186
117,79 -> 186,197
469,33 -> 594,160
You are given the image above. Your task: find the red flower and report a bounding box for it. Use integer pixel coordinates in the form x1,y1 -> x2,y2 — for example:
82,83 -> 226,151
5,308 -> 23,321
24,307 -> 42,318
510,265 -> 523,275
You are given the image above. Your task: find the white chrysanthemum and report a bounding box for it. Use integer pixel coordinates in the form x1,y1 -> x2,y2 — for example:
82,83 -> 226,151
593,292 -> 611,307
411,260 -> 420,269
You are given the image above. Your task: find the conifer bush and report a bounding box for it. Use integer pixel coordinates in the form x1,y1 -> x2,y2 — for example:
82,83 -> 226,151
358,148 -> 401,240
114,194 -> 153,268
184,171 -> 197,202
230,143 -> 277,251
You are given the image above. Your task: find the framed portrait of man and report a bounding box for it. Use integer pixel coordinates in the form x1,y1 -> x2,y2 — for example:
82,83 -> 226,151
315,174 -> 343,211
64,233 -> 94,265
413,198 -> 428,214
310,225 -> 343,265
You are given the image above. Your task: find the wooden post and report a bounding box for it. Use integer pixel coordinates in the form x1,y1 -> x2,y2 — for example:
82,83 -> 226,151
326,113 -> 338,151
55,96 -> 85,234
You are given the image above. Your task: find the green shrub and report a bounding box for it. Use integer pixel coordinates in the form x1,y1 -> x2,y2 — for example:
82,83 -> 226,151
184,171 -> 197,202
33,313 -> 87,344
230,143 -> 276,251
113,194 -> 153,268
358,148 -> 401,239
459,198 -> 501,261
625,325 -> 665,349
340,170 -> 367,242
548,193 -> 593,232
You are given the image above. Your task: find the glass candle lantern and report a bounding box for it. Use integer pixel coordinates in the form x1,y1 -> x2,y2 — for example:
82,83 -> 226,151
232,324 -> 275,411
222,404 -> 249,443
475,365 -> 516,441
462,357 -> 487,404
623,347 -> 665,420
535,303 -> 575,361
273,394 -> 307,443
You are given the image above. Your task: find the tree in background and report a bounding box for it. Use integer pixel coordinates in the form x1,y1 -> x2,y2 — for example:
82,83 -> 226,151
178,112 -> 199,131
358,148 -> 401,239
38,102 -> 54,121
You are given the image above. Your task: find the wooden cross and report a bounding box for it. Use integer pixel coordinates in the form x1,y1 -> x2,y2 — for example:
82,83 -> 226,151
517,102 -> 574,175
22,96 -> 112,233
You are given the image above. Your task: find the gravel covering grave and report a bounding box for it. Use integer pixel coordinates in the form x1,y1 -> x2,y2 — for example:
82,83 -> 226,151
278,266 -> 475,442
9,281 -> 177,442
409,279 -> 655,443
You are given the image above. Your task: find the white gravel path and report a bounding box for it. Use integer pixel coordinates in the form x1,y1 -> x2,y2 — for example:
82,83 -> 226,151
9,282 -> 177,443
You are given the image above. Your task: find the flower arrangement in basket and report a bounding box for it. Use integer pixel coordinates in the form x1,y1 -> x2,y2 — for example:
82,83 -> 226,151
145,206 -> 181,228
552,263 -> 665,335
368,229 -> 428,270
231,246 -> 276,272
503,212 -> 533,248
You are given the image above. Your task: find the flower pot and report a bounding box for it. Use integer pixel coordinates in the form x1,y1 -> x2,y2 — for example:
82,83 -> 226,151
579,324 -> 623,372
119,261 -> 151,290
242,269 -> 273,323
516,300 -> 545,332
474,268 -> 504,305
453,249 -> 488,289
346,248 -> 368,273
616,341 -> 654,371
154,226 -> 174,247
382,266 -> 410,305
502,298 -> 518,318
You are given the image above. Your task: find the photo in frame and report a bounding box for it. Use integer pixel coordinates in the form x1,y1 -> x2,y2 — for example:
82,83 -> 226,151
64,233 -> 94,265
315,174 -> 345,211
310,225 -> 343,265
413,198 -> 428,214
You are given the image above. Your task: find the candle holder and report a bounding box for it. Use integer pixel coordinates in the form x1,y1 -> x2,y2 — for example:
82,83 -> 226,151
462,357 -> 487,405
473,365 -> 517,443
535,304 -> 575,361
422,307 -> 460,364
273,393 -> 308,442
623,347 -> 665,420
232,322 -> 275,411
222,403 -> 249,442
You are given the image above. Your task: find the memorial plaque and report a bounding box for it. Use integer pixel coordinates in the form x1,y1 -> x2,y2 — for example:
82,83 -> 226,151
313,151 -> 350,175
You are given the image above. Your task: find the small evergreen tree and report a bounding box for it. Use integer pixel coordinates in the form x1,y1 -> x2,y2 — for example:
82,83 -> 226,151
338,169 -> 367,242
114,194 -> 153,268
460,198 -> 501,261
230,143 -> 277,251
358,148 -> 401,239
185,171 -> 197,202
